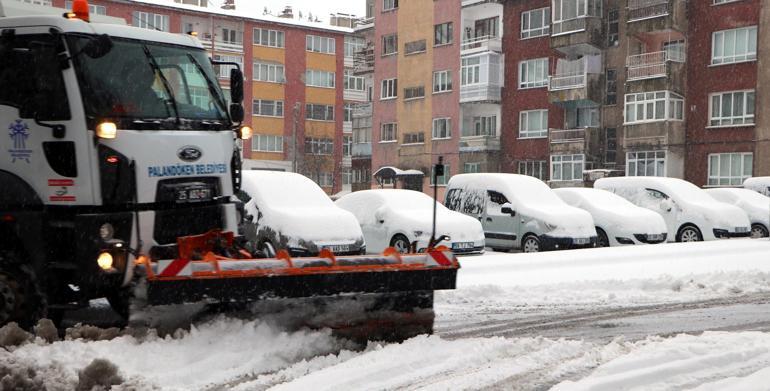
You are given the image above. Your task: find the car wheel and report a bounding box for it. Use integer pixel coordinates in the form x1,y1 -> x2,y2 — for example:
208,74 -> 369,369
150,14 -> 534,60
522,235 -> 540,253
390,234 -> 411,254
260,241 -> 276,258
677,225 -> 702,242
596,228 -> 610,247
751,224 -> 769,239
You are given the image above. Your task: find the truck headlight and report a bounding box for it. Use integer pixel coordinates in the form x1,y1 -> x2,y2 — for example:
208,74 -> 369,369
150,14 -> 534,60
97,252 -> 114,271
99,223 -> 114,240
96,122 -> 117,139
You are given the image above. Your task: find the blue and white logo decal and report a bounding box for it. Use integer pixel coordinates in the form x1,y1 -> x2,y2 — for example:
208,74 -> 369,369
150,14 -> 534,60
8,119 -> 32,163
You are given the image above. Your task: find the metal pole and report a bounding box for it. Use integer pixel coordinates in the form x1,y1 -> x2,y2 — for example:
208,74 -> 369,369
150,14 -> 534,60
292,102 -> 300,172
430,156 -> 443,248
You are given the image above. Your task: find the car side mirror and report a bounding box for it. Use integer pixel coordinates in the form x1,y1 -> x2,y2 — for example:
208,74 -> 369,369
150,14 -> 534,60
378,219 -> 385,224
501,204 -> 516,216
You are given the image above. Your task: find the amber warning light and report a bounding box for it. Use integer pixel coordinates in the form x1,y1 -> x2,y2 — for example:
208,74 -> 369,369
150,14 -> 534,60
65,0 -> 90,22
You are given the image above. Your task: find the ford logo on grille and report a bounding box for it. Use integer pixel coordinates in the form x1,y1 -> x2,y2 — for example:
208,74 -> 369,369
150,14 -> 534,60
177,146 -> 202,162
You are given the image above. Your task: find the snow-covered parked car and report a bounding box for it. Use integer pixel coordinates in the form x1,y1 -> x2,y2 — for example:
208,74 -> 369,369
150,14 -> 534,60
335,189 -> 485,254
554,187 -> 668,247
445,173 -> 597,252
238,171 -> 366,257
595,177 -> 751,242
743,177 -> 770,197
705,188 -> 770,238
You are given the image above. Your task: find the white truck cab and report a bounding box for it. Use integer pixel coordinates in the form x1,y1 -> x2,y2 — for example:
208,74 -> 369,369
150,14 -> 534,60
0,2 -> 248,326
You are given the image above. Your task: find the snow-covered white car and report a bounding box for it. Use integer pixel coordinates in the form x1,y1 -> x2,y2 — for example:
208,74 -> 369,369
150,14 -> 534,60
445,173 -> 597,252
743,177 -> 770,197
595,177 -> 751,242
238,171 -> 365,257
335,189 -> 485,254
706,188 -> 770,238
554,187 -> 668,247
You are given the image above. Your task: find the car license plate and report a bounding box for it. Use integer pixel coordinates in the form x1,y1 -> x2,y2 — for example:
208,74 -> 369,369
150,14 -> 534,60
573,238 -> 590,245
176,186 -> 212,203
736,227 -> 749,233
648,234 -> 664,241
452,242 -> 474,250
324,244 -> 350,253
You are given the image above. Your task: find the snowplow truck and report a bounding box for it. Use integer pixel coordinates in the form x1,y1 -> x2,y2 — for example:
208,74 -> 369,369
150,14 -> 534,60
0,1 -> 458,341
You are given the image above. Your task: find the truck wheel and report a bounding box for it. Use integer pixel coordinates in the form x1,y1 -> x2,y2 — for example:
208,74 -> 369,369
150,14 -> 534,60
522,235 -> 541,253
107,290 -> 131,320
390,235 -> 410,254
0,252 -> 45,329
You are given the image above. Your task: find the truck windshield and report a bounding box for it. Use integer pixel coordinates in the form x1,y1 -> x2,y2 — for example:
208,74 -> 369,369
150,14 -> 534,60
67,35 -> 228,127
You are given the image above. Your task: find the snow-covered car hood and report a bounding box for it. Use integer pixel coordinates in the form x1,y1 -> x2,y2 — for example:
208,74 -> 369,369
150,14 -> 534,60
689,202 -> 750,230
246,201 -> 364,244
593,205 -> 667,235
533,205 -> 597,238
385,208 -> 485,243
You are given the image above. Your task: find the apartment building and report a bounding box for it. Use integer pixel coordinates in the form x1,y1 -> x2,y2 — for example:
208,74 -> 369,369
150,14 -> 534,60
350,11 -> 376,192
48,0 -> 353,194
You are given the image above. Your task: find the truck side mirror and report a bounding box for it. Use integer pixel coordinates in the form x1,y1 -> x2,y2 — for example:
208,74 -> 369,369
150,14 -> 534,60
230,68 -> 243,103
229,103 -> 244,123
82,34 -> 113,59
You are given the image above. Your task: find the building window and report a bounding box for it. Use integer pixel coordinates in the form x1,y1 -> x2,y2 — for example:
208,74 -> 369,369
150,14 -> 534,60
607,8 -> 619,47
432,118 -> 452,139
433,70 -> 452,93
551,154 -> 584,182
708,153 -> 753,186
521,7 -> 550,39
132,11 -> 169,31
709,90 -> 755,127
518,160 -> 547,181
253,62 -> 285,83
306,35 -> 336,54
519,110 -> 548,138
606,68 -> 617,105
344,103 -> 353,123
626,151 -> 666,177
552,0 -> 602,35
461,57 -> 481,85
712,26 -> 757,65
382,34 -> 398,56
431,164 -> 450,186
353,127 -> 371,143
343,135 -> 352,157
65,1 -> 106,14
221,28 -> 243,45
306,172 -> 334,187
344,36 -> 366,58
473,17 -> 499,39
344,70 -> 365,91
434,22 -> 453,46
403,132 -> 425,144
253,28 -> 285,48
305,104 -> 334,121
383,0 -> 398,11
252,134 -> 284,152
252,99 -> 284,117
305,70 -> 335,88
404,39 -> 427,55
519,58 -> 548,89
624,91 -> 684,124
566,106 -> 600,128
381,123 -> 398,142
605,128 -> 617,165
213,54 -> 243,79
304,137 -> 334,155
464,162 -> 481,174
464,116 -> 497,137
713,0 -> 742,4
404,86 -> 425,100
381,78 -> 398,99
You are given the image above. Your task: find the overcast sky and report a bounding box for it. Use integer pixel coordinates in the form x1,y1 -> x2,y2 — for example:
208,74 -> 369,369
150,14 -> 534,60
223,0 -> 366,22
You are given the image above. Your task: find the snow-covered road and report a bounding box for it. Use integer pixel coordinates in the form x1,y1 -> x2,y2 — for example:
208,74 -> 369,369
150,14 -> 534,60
3,239 -> 770,390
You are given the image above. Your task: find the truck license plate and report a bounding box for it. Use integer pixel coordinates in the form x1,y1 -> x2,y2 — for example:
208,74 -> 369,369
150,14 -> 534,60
176,186 -> 212,203
452,242 -> 474,249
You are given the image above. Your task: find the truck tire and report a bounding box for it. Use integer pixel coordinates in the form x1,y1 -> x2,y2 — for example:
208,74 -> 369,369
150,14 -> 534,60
0,251 -> 46,329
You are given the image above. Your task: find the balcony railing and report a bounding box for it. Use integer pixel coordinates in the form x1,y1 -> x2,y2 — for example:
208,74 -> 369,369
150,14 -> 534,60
548,73 -> 586,91
459,135 -> 500,151
552,17 -> 587,36
626,50 -> 685,81
352,142 -> 372,157
461,0 -> 502,7
627,0 -> 669,22
549,128 -> 586,144
352,103 -> 372,118
200,39 -> 243,53
460,83 -> 502,103
461,35 -> 502,53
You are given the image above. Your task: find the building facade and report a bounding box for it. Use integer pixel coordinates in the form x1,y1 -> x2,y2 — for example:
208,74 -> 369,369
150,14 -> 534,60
49,0 -> 355,194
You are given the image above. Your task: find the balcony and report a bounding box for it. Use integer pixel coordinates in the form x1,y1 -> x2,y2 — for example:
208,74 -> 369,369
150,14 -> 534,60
461,0 -> 502,7
459,135 -> 500,152
342,156 -> 352,167
623,121 -> 685,150
460,53 -> 503,103
461,35 -> 502,55
352,103 -> 372,118
549,127 -> 602,157
343,121 -> 352,133
626,0 -> 686,36
352,142 -> 372,157
548,57 -> 602,105
344,89 -> 368,102
626,51 -> 686,93
200,38 -> 243,53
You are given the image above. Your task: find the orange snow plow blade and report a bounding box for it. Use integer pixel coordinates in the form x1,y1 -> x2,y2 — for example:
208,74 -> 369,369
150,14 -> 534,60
140,231 -> 459,307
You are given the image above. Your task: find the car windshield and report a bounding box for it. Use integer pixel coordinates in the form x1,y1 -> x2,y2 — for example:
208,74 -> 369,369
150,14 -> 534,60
67,35 -> 228,126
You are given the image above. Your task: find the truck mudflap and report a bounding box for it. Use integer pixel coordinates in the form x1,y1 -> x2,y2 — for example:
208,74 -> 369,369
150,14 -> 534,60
139,230 -> 459,306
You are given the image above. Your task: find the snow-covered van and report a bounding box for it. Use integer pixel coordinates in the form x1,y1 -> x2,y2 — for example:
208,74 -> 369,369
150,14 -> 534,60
445,174 -> 597,252
554,187 -> 668,246
238,171 -> 365,257
706,188 -> 770,238
595,177 -> 751,242
743,177 -> 770,197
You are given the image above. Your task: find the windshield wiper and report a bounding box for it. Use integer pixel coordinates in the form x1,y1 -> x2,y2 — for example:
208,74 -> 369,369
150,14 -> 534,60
142,45 -> 180,125
186,53 -> 229,122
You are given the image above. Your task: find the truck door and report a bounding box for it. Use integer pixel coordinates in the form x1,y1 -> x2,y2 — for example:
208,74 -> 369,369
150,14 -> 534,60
483,190 -> 520,249
0,27 -> 95,206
